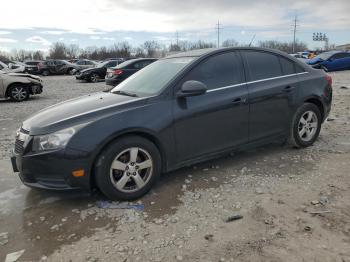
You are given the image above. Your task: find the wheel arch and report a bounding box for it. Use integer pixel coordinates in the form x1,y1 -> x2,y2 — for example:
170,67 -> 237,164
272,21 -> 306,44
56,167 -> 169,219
5,82 -> 30,97
89,129 -> 167,189
304,96 -> 325,121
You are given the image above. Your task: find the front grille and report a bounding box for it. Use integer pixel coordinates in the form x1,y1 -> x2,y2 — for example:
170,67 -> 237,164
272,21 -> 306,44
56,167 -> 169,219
15,139 -> 24,154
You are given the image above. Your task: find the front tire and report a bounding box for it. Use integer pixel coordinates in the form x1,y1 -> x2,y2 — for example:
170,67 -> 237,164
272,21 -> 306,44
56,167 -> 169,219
90,73 -> 100,83
289,103 -> 322,148
9,85 -> 29,102
95,136 -> 161,200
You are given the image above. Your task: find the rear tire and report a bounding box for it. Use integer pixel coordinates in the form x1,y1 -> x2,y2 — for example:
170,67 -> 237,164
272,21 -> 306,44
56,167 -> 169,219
94,136 -> 161,200
9,85 -> 29,102
288,103 -> 322,148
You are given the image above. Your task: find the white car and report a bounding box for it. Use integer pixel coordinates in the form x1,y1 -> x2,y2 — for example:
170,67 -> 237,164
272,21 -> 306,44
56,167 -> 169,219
0,61 -> 26,73
0,71 -> 43,102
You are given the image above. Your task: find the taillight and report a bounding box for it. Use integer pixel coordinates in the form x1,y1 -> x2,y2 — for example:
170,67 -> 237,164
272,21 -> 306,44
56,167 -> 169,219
113,69 -> 123,75
37,63 -> 43,69
325,74 -> 332,87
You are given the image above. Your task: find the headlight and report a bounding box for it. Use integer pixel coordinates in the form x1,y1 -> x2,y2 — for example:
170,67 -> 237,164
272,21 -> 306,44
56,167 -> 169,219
32,128 -> 76,152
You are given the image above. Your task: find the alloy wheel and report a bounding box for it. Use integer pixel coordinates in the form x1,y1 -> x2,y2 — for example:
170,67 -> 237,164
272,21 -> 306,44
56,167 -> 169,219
109,147 -> 153,193
298,111 -> 318,142
11,87 -> 28,101
91,74 -> 99,82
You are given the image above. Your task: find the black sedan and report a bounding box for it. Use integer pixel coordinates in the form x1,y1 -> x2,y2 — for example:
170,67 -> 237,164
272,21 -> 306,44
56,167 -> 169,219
105,58 -> 157,86
75,60 -> 119,82
12,47 -> 332,200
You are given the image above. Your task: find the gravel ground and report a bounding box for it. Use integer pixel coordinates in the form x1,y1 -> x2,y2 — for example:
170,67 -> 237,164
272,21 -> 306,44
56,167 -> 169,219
0,72 -> 349,261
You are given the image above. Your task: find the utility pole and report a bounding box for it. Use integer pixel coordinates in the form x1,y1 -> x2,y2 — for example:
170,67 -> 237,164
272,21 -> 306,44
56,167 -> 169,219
216,20 -> 222,48
175,30 -> 179,46
292,15 -> 298,53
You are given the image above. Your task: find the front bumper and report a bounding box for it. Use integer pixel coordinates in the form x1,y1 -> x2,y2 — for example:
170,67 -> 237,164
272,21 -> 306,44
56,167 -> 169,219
11,146 -> 93,191
30,83 -> 43,95
76,74 -> 89,80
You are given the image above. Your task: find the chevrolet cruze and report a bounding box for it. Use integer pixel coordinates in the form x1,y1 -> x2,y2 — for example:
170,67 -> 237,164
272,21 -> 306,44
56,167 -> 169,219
11,47 -> 332,200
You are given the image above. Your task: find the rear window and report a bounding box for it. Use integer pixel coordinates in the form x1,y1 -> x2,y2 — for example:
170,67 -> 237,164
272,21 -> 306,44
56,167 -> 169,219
279,57 -> 295,75
244,51 -> 282,81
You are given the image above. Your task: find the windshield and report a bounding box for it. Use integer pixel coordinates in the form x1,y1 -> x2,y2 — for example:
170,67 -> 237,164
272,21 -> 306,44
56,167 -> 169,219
111,57 -> 194,97
316,52 -> 336,60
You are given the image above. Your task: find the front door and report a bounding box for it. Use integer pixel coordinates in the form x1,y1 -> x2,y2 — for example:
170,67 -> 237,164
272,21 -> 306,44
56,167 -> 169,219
173,51 -> 249,163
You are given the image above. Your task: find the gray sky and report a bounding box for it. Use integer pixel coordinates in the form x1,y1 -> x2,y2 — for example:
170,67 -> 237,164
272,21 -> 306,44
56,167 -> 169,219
0,0 -> 349,52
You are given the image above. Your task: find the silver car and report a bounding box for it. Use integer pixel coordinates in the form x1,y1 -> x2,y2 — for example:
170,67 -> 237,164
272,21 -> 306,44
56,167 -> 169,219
0,71 -> 43,102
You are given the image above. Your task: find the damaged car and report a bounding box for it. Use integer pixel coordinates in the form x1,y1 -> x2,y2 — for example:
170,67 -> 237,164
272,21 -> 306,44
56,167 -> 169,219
0,71 -> 43,102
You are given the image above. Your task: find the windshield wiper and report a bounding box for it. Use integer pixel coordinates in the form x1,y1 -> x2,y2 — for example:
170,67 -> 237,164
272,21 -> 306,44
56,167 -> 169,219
112,90 -> 138,97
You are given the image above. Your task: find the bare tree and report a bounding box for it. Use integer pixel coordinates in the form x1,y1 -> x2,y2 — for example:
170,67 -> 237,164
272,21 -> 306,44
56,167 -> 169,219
33,51 -> 44,60
49,42 -> 67,59
258,40 -> 308,53
222,39 -> 239,47
143,41 -> 160,57
66,44 -> 80,59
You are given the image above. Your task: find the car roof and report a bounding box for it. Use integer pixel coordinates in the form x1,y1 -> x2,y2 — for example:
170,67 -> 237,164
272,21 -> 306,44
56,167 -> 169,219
164,47 -> 295,59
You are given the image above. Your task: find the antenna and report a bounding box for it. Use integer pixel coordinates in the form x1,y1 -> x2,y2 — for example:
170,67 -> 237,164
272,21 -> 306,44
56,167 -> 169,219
249,34 -> 256,47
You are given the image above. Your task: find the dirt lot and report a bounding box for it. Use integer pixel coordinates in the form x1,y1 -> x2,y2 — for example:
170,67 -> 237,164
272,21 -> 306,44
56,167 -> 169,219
0,73 -> 349,262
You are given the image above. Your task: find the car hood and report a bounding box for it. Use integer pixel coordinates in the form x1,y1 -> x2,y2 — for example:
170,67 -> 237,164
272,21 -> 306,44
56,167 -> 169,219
22,92 -> 146,135
7,72 -> 42,81
80,68 -> 97,73
306,57 -> 322,65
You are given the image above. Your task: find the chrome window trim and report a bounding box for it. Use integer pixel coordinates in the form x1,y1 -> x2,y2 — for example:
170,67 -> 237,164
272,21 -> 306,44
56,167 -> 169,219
206,72 -> 309,93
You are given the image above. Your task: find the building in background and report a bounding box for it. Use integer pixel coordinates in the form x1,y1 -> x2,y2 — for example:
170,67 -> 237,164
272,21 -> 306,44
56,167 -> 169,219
336,43 -> 350,51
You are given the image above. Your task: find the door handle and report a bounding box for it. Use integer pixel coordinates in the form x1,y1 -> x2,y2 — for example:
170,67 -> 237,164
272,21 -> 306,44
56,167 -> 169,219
232,98 -> 246,105
283,86 -> 295,93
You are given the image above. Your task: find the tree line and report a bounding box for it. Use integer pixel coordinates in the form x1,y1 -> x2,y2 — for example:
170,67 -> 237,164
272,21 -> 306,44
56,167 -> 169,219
0,39 -> 310,62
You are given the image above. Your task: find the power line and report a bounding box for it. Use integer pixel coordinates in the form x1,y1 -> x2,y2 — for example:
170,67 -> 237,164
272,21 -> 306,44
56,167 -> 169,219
215,20 -> 223,48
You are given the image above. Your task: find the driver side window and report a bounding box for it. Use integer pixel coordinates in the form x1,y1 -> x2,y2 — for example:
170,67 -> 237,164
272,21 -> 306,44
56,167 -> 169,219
182,52 -> 244,90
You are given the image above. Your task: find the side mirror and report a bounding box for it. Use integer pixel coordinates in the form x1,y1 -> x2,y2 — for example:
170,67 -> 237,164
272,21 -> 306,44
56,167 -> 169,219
177,80 -> 207,98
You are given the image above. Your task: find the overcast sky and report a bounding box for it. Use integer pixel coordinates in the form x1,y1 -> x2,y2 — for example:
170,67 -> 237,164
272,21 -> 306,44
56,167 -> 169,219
0,0 -> 349,53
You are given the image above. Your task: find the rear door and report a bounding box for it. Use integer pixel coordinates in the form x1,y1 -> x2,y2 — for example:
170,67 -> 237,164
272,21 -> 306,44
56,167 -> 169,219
173,51 -> 249,162
54,60 -> 66,74
242,50 -> 298,142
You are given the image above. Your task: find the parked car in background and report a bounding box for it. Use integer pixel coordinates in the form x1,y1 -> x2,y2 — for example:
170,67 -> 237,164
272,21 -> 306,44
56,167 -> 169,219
0,61 -> 26,73
298,52 -> 309,59
289,54 -> 306,62
37,60 -> 80,76
103,58 -> 125,63
68,59 -> 79,64
0,60 -> 26,73
12,47 -> 332,200
0,71 -> 43,102
306,51 -> 350,72
105,58 -> 157,86
74,59 -> 98,71
75,60 -> 119,82
24,60 -> 43,74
